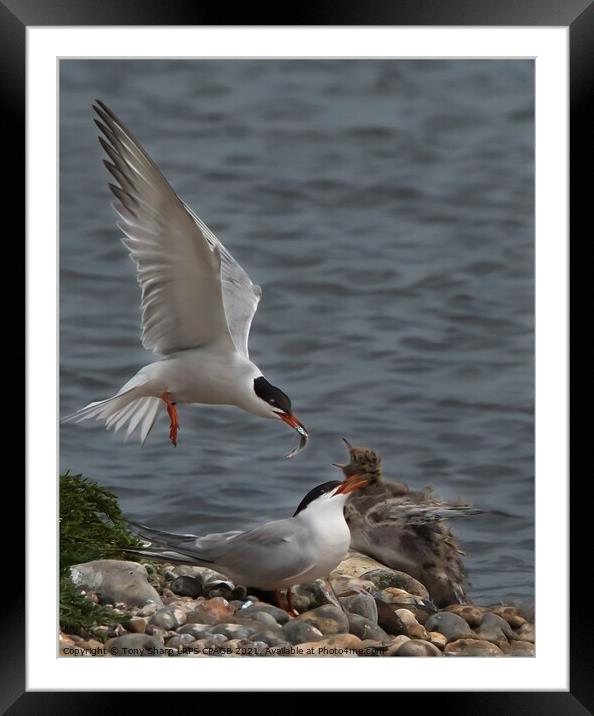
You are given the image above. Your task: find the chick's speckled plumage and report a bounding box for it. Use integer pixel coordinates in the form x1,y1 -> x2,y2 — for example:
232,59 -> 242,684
337,440 -> 473,607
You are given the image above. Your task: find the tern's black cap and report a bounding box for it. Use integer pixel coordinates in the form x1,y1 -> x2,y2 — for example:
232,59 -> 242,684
292,481 -> 343,516
254,376 -> 292,414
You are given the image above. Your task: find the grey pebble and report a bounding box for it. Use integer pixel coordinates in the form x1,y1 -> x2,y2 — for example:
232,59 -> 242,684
151,606 -> 186,630
70,560 -> 162,607
249,626 -> 288,646
176,623 -> 213,639
166,634 -> 196,649
297,604 -> 349,636
360,568 -> 430,599
282,620 -> 324,645
341,592 -> 378,623
425,611 -> 472,641
208,623 -> 257,640
347,613 -> 391,642
170,576 -> 203,598
393,639 -> 442,657
238,604 -> 291,625
106,633 -> 164,656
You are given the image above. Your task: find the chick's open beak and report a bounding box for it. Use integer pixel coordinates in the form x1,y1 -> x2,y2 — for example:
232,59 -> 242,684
335,473 -> 369,495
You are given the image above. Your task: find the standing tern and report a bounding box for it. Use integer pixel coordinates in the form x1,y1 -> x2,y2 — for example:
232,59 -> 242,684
126,473 -> 369,612
335,439 -> 479,606
62,100 -> 308,457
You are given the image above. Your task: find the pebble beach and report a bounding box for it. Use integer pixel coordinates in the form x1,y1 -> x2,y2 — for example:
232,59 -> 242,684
61,552 -> 534,658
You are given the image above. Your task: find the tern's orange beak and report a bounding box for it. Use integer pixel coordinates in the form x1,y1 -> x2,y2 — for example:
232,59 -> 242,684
278,411 -> 304,432
335,473 -> 368,495
275,411 -> 309,458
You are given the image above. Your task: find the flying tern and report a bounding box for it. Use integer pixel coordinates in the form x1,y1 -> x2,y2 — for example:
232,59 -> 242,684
63,100 -> 308,457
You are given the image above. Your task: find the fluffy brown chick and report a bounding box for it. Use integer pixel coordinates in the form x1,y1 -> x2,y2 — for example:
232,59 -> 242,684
336,439 -> 472,607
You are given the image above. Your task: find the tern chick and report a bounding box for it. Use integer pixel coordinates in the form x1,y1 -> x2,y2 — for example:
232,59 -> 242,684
336,439 -> 478,607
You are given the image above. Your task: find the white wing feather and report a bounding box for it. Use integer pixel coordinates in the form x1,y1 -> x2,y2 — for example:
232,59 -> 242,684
94,100 -> 259,356
183,204 -> 262,358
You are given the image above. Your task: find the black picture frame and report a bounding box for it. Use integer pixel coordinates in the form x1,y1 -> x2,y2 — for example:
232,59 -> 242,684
12,0 -> 590,710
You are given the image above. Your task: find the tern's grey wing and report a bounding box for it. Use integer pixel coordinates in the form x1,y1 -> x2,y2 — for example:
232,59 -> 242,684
184,204 -> 262,358
93,101 -> 236,355
167,518 -> 316,584
215,518 -> 317,582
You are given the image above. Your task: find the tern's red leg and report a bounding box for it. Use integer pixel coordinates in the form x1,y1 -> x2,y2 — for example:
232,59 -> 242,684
272,590 -> 284,610
160,391 -> 179,446
286,588 -> 298,618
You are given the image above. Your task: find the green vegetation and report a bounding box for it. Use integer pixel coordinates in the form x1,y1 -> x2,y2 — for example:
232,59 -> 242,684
59,472 -> 143,636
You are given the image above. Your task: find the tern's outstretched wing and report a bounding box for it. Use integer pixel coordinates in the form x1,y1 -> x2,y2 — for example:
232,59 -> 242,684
183,204 -> 262,358
93,100 -> 237,356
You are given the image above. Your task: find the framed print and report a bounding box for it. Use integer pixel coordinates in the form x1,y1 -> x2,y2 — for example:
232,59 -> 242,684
13,0 -> 591,709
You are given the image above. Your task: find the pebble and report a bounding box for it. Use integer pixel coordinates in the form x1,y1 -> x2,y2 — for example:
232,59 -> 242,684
166,634 -> 196,650
505,640 -> 535,656
236,611 -> 279,629
204,582 -> 235,600
395,609 -> 429,640
491,606 -> 528,629
294,634 -> 363,656
237,603 -> 291,625
225,639 -> 269,655
291,580 -> 334,612
514,622 -> 535,643
208,623 -> 257,640
444,639 -> 504,656
391,639 -> 442,656
105,633 -> 164,655
360,568 -> 430,599
176,623 -> 215,639
377,587 -> 423,606
445,604 -> 485,628
347,613 -> 391,642
358,640 -> 390,655
112,624 -> 128,637
170,576 -> 203,598
330,576 -> 376,596
249,626 -> 288,646
186,597 -> 235,625
340,592 -> 378,623
145,625 -> 168,642
425,611 -> 473,641
475,613 -> 514,647
384,635 -> 411,655
169,565 -> 228,583
151,606 -> 186,630
282,620 -> 324,645
137,602 -> 159,617
70,560 -> 163,607
333,552 -> 388,578
296,604 -> 349,635
429,631 -> 447,649
375,600 -> 408,636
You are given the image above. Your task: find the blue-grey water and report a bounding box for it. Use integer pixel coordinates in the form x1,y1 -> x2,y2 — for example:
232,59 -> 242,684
60,60 -> 534,605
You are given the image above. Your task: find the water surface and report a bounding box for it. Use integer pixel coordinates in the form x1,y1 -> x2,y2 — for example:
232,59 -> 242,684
60,60 -> 534,605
